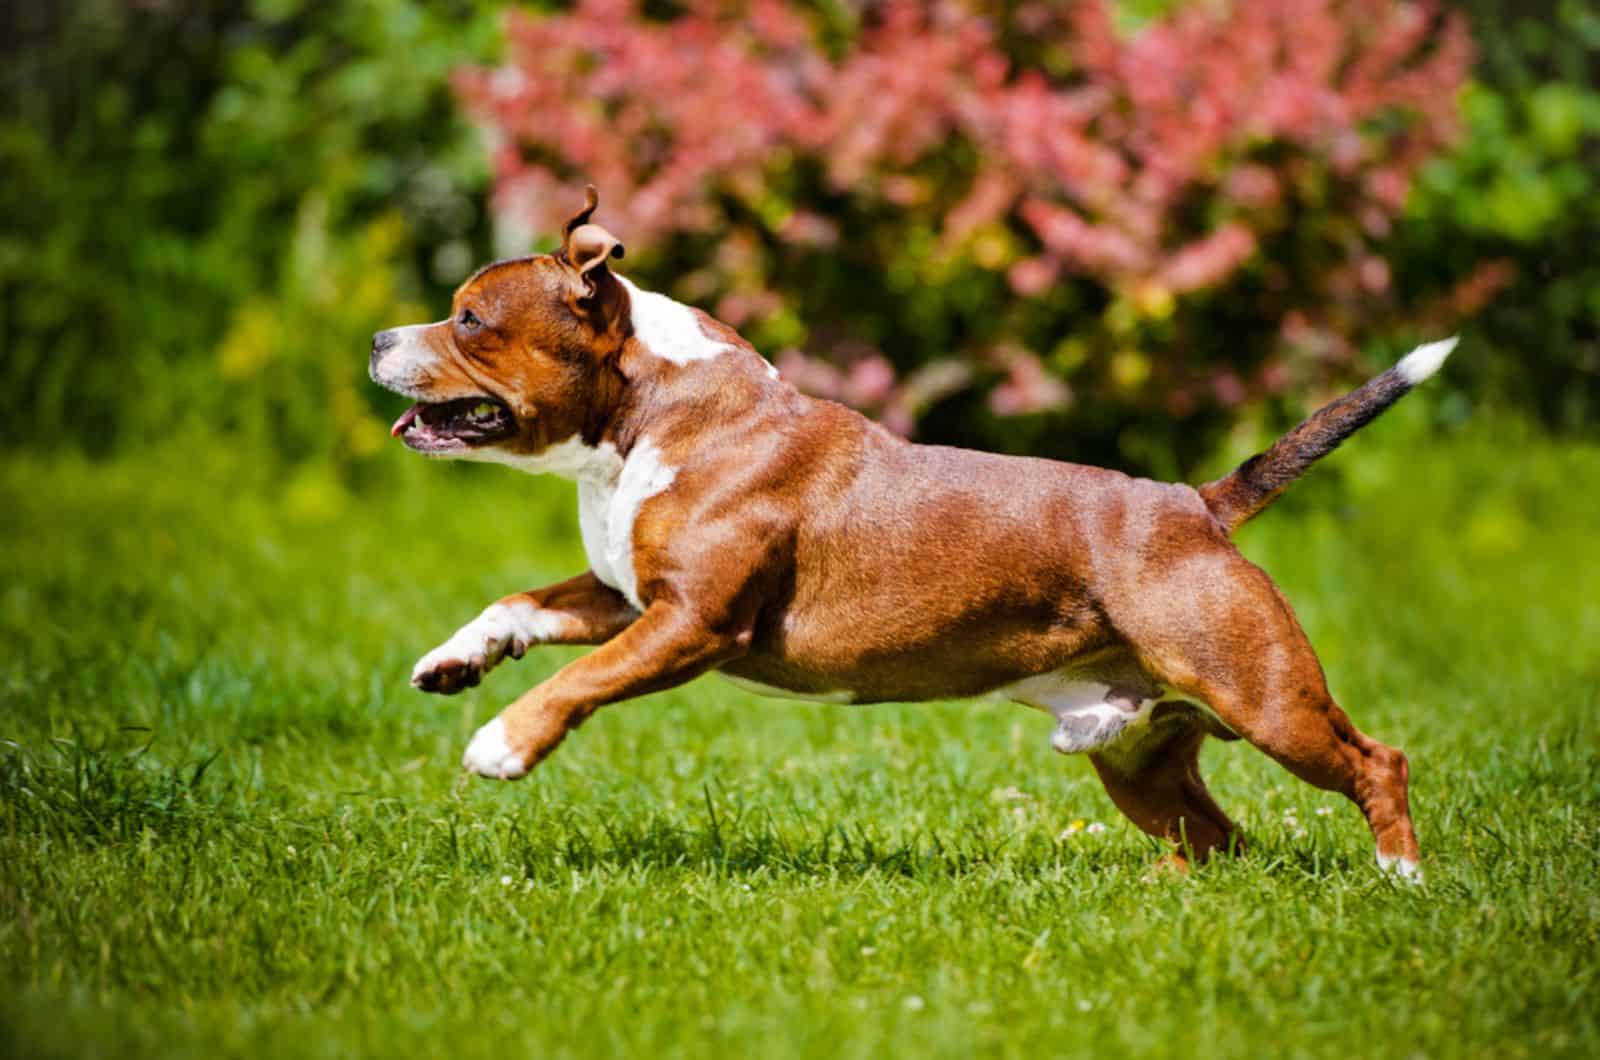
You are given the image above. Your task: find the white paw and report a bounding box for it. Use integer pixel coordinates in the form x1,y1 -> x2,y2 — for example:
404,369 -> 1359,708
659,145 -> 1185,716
462,717 -> 529,780
1377,852 -> 1425,884
411,604 -> 540,694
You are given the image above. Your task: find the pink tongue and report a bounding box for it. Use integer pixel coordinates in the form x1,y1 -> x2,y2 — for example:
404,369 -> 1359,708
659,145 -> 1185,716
390,405 -> 421,437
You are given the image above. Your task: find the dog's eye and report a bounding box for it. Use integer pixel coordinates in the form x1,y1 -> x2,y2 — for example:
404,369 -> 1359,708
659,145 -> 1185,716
458,309 -> 481,330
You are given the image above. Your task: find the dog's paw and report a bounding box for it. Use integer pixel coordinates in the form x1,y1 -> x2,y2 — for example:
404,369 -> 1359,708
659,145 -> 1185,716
412,649 -> 491,694
410,605 -> 534,694
1377,852 -> 1425,885
461,717 -> 529,780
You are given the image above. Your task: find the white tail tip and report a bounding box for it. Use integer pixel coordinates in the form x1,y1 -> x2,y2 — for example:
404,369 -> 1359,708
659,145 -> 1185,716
1395,336 -> 1459,385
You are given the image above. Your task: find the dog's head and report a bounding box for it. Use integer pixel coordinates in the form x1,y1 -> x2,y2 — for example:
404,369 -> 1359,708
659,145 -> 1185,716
369,187 -> 628,458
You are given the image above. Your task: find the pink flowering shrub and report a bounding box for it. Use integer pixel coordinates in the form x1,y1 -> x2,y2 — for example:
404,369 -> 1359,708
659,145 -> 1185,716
456,0 -> 1471,471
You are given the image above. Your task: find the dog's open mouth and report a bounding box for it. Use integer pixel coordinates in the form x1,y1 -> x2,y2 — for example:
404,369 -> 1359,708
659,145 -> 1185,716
390,397 -> 516,452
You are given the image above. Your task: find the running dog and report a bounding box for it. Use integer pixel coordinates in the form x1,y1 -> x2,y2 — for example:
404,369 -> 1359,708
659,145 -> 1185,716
371,188 -> 1454,878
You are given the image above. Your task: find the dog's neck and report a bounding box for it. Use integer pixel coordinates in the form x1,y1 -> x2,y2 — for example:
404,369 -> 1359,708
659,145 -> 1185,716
503,276 -> 782,482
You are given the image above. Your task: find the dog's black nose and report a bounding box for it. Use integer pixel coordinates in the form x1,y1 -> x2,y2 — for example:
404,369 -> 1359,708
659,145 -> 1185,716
370,329 -> 398,373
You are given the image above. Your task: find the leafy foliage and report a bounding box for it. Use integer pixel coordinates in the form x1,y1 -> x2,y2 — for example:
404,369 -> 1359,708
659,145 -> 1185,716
1395,0 -> 1600,429
0,0 -> 504,464
1,0 -> 1593,483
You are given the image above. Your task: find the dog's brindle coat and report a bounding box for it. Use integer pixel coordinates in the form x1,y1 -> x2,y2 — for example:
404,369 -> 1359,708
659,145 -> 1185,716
371,189 -> 1452,878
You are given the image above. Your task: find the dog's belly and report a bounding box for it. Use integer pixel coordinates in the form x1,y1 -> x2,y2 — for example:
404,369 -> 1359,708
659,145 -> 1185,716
716,649 -> 1233,758
719,582 -> 1116,706
716,672 -> 858,704
716,639 -> 1091,706
714,639 -> 1127,709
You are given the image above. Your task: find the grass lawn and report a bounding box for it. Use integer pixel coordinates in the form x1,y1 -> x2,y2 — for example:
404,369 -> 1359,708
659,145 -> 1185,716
2,409 -> 1598,1059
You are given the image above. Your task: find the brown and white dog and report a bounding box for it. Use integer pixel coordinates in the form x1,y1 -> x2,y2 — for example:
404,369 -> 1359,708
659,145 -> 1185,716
371,188 -> 1455,879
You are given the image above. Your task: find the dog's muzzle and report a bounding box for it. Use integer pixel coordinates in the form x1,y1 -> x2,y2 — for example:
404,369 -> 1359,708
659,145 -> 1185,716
370,329 -> 399,379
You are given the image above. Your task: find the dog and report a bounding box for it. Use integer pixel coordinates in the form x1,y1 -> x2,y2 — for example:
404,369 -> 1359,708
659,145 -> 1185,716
370,187 -> 1454,879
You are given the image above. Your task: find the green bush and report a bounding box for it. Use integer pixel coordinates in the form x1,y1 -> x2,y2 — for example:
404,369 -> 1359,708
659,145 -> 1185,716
1397,0 -> 1600,429
0,0 -> 507,463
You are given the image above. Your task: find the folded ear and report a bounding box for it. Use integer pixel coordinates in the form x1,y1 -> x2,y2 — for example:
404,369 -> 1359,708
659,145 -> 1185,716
568,222 -> 624,277
559,185 -> 625,293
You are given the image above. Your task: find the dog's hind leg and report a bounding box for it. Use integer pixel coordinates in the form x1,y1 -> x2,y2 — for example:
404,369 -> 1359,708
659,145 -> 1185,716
1121,552 -> 1422,880
1221,682 -> 1420,881
1089,710 -> 1243,870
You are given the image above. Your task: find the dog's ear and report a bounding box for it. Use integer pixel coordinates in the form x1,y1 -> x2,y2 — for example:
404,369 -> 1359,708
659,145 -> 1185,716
559,185 -> 625,298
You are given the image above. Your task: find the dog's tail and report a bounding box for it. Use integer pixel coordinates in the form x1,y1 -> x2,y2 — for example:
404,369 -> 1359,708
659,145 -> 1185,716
1199,337 -> 1457,535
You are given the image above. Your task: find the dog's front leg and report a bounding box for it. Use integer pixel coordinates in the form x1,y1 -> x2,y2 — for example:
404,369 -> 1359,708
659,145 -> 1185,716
411,571 -> 639,694
461,601 -> 746,779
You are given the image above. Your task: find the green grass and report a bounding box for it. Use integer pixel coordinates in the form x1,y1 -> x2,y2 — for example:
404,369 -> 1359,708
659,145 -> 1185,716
2,410 -> 1598,1059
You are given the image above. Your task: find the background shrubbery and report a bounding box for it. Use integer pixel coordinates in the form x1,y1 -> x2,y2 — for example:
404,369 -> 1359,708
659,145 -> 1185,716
460,0 -> 1476,474
0,0 -> 504,473
1,0 -> 1594,481
1393,0 -> 1600,431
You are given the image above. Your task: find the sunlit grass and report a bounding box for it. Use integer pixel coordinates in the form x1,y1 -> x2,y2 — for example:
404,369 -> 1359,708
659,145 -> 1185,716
2,411 -> 1597,1059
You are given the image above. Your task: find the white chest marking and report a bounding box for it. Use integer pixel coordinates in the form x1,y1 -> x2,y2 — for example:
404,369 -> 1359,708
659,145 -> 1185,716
577,438 -> 677,609
617,276 -> 732,365
469,434 -> 675,610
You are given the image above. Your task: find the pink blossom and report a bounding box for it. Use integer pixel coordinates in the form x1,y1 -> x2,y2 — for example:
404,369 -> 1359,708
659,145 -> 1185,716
1008,257 -> 1060,297
1212,373 -> 1247,407
989,346 -> 1071,417
1160,226 -> 1259,294
455,0 -> 1472,433
1358,256 -> 1393,295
